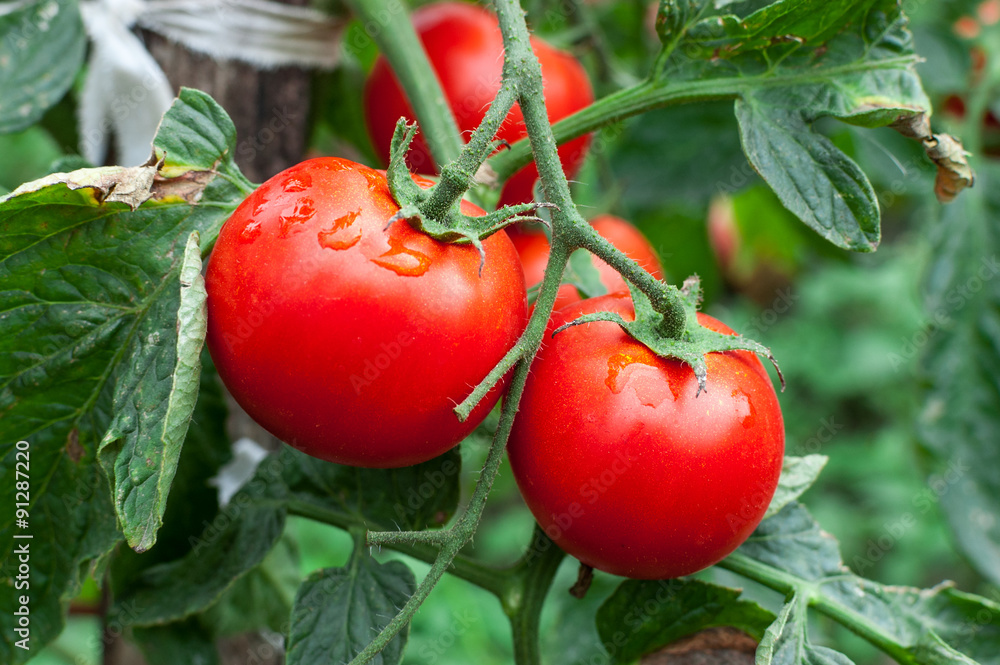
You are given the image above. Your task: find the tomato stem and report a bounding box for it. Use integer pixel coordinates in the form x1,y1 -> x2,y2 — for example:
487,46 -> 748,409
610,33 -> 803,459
487,54 -> 922,183
502,527 -> 566,665
718,553 -> 914,663
343,0 -> 464,166
418,75 -> 518,222
287,501 -> 507,595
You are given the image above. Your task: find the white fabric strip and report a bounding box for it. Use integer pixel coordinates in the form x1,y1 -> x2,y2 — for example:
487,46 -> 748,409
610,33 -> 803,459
77,0 -> 344,165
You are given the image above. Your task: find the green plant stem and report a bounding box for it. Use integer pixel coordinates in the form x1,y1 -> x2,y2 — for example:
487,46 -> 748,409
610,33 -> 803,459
420,76 -> 518,220
502,528 -> 567,665
719,553 -> 914,664
343,0 -> 463,166
487,55 -> 920,183
344,355 -> 534,664
489,0 -> 686,336
288,499 -> 507,596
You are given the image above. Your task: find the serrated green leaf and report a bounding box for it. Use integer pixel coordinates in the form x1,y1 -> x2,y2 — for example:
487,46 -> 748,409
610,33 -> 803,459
918,161 -> 1000,588
653,0 -> 933,249
112,459 -> 287,626
596,578 -> 774,663
757,597 -> 856,665
286,553 -> 415,665
728,503 -> 1000,663
283,443 -> 461,532
735,97 -> 880,251
0,89 -> 250,660
0,0 -> 85,133
98,232 -> 207,552
109,353 -> 231,600
764,455 -> 828,519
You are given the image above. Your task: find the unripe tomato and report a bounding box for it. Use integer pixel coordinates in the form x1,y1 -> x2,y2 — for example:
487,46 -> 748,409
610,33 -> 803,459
508,293 -> 784,578
510,215 -> 664,309
363,1 -> 594,206
205,157 -> 527,468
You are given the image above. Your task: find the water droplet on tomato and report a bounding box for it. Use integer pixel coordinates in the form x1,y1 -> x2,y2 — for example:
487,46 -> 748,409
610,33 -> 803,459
279,198 -> 316,236
371,235 -> 432,276
731,389 -> 756,429
239,219 -> 262,243
318,209 -> 363,250
283,172 -> 312,192
326,159 -> 352,172
605,352 -> 636,394
605,351 -> 681,407
362,168 -> 382,192
252,197 -> 270,217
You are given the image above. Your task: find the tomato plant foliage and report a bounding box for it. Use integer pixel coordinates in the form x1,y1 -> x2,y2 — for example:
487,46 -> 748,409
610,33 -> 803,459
0,0 -> 998,664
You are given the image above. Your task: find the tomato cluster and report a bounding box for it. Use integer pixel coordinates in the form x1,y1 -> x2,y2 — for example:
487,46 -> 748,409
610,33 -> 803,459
206,1 -> 784,580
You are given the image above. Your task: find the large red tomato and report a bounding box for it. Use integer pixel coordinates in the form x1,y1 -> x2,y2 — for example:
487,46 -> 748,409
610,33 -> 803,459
508,293 -> 784,578
205,157 -> 527,468
363,1 -> 594,206
510,215 -> 664,310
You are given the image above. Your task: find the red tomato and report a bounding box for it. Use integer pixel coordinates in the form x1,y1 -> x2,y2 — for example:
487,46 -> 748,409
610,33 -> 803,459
205,157 -> 527,468
510,214 -> 664,310
363,1 -> 594,207
508,293 -> 784,578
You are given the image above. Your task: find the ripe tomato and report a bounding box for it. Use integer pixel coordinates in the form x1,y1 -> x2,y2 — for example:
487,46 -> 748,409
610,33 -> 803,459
510,215 -> 664,310
205,157 -> 527,468
363,1 -> 594,206
508,293 -> 784,578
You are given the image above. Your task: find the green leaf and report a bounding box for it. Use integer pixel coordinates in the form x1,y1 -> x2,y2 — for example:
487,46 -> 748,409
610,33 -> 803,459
0,0 -> 85,133
286,551 -> 416,665
0,88 -> 251,649
764,455 -> 827,519
918,161 -> 1000,588
202,532 -> 301,636
109,353 -> 232,602
98,232 -> 207,552
728,503 -> 1000,663
132,619 -> 220,665
757,597 -> 856,665
283,444 -> 461,532
735,98 -> 880,251
112,458 -> 288,626
595,578 -> 774,663
655,0 -> 932,249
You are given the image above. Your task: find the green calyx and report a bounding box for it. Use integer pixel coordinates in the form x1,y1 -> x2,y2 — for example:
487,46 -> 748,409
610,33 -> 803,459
553,276 -> 785,396
384,120 -> 546,269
